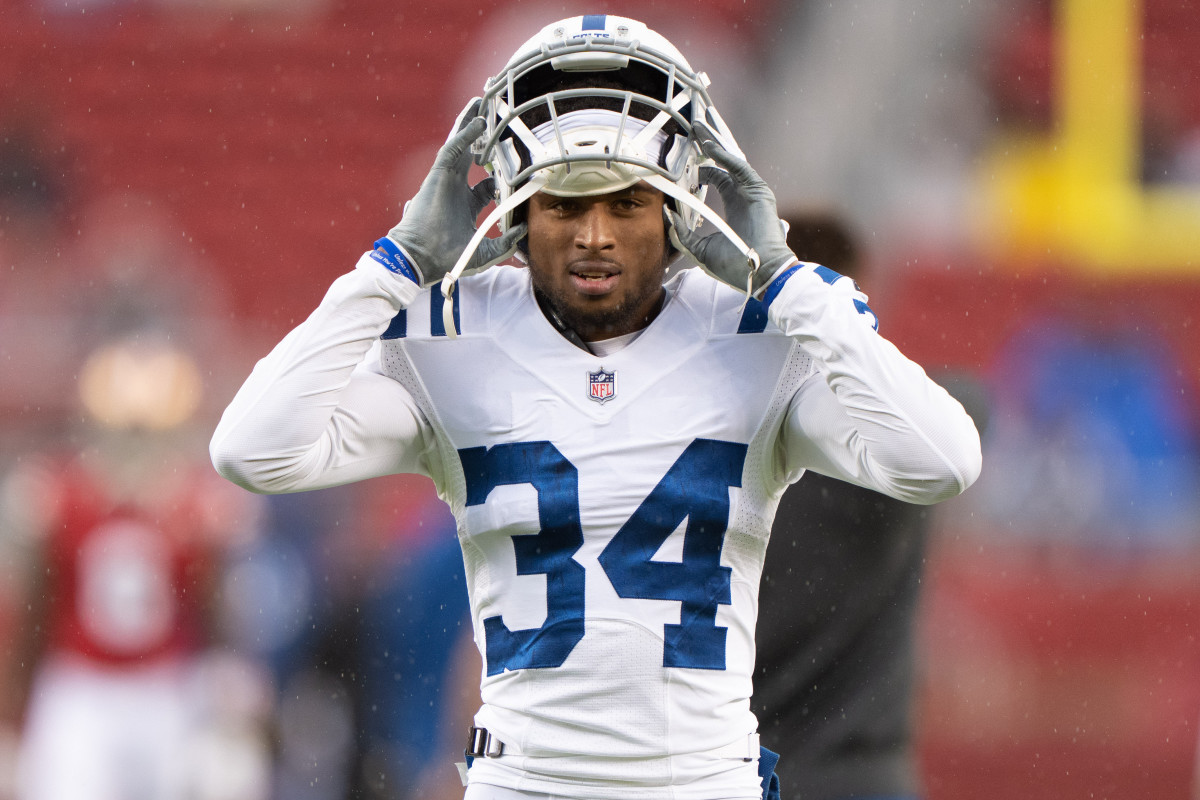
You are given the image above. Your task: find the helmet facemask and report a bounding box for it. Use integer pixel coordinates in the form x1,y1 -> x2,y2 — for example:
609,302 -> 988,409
435,15 -> 759,337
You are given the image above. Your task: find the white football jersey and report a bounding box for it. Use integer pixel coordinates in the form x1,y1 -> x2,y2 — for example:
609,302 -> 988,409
211,257 -> 981,800
373,265 -> 801,796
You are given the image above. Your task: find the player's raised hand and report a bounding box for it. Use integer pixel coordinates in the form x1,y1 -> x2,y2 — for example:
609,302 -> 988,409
667,121 -> 797,296
377,98 -> 527,287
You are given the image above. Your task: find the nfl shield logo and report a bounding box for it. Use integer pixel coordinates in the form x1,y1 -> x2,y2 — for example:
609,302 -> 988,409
587,367 -> 617,404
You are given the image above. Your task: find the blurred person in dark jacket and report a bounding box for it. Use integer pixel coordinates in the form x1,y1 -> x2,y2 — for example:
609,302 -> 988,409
751,211 -> 988,800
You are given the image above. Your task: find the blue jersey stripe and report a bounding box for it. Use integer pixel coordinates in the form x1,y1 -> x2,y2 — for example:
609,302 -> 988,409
431,284 -> 461,337
736,298 -> 769,334
854,298 -> 880,331
813,264 -> 843,285
382,309 -> 407,340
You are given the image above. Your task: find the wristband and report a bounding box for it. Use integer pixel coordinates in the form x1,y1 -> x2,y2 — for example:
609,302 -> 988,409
370,237 -> 420,284
760,261 -> 803,314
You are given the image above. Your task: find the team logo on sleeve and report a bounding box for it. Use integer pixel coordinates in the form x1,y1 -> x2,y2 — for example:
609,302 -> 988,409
587,367 -> 617,404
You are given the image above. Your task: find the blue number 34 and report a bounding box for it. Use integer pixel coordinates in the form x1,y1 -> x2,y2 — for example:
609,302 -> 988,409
459,438 -> 747,676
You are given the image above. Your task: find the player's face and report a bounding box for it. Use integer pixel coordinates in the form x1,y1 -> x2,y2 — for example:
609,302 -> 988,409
525,183 -> 670,342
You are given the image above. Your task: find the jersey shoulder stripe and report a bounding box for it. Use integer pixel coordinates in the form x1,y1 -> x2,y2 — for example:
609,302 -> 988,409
668,269 -> 784,337
383,265 -> 527,341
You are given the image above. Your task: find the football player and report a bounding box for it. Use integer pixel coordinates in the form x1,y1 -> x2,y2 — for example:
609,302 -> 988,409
210,15 -> 982,800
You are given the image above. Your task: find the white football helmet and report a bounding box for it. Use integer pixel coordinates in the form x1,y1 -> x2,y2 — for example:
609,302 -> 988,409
437,14 -> 759,333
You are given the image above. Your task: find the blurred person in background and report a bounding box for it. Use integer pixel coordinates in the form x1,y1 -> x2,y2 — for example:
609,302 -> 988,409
0,167 -> 272,799
211,469 -> 476,800
220,479 -> 472,800
353,519 -> 479,800
0,331 -> 272,800
752,211 -> 989,800
216,485 -> 364,800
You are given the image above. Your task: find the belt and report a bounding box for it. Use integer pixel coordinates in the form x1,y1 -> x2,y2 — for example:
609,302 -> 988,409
465,727 -> 760,763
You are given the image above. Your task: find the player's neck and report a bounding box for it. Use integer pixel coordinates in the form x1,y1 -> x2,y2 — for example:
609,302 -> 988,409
533,288 -> 667,352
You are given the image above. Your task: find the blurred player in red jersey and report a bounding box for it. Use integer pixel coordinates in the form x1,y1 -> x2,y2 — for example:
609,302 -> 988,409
0,335 -> 270,800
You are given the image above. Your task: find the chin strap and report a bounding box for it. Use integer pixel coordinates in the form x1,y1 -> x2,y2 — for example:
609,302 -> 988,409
439,176 -> 547,339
